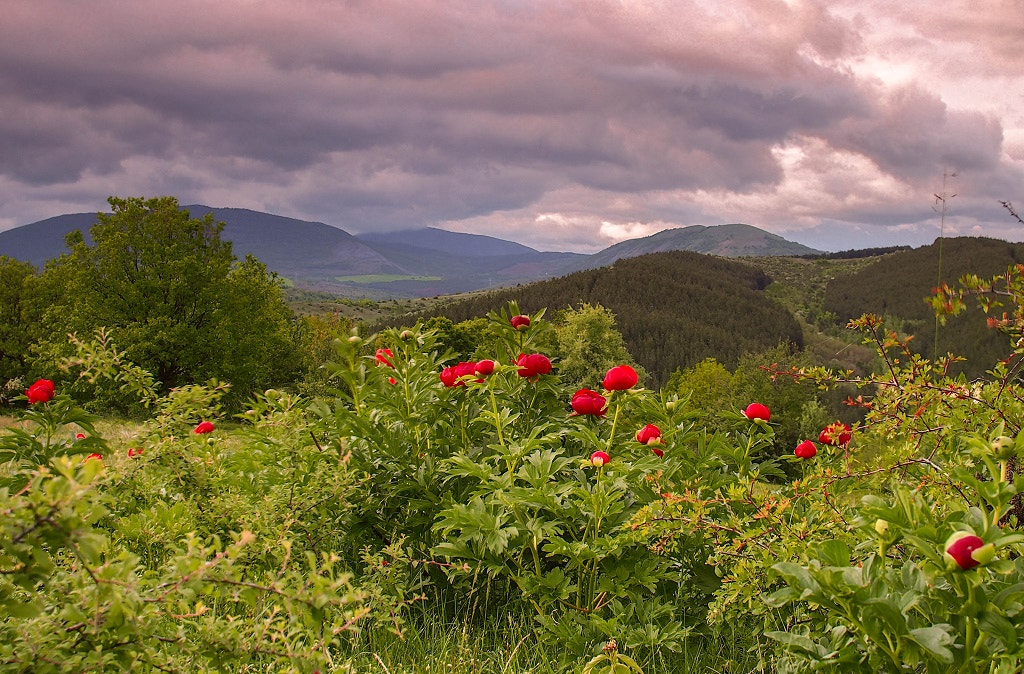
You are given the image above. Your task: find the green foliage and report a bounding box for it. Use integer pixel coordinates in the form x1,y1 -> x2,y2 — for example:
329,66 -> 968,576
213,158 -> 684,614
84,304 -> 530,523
26,196 -> 298,411
13,259 -> 1024,671
667,345 -> 826,463
553,303 -> 645,390
0,256 -> 36,392
823,237 -> 1024,376
389,250 -> 803,388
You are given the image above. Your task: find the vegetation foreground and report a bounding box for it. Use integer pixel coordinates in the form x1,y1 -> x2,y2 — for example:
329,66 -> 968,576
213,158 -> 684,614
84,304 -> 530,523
6,198 -> 1024,672
4,266 -> 1024,672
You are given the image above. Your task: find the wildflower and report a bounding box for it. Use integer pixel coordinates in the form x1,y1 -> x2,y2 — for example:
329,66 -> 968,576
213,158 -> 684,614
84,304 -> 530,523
510,315 -> 531,330
602,365 -> 638,391
794,440 -> 817,459
25,379 -> 55,404
742,403 -> 770,422
571,389 -> 607,416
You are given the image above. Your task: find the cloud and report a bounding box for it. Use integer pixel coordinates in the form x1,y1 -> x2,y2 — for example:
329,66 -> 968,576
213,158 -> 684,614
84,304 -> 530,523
0,0 -> 1021,251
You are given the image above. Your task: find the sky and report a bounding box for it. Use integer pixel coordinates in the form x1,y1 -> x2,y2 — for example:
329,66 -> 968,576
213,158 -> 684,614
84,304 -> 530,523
1,0 -> 1022,253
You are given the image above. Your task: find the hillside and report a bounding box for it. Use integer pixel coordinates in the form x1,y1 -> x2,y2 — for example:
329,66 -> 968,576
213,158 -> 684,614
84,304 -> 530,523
823,236 -> 1024,377
582,223 -> 820,269
1,206 -> 821,298
389,250 -> 804,388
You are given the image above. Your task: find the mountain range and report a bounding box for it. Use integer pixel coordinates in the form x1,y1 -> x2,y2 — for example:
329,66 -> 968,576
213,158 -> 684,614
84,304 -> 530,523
0,206 -> 821,297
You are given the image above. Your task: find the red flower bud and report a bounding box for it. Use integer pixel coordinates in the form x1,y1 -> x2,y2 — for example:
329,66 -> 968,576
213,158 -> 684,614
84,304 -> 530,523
25,379 -> 55,404
75,433 -> 86,440
375,348 -> 395,368
128,447 -> 144,458
794,440 -> 817,459
510,315 -> 531,330
475,359 -> 496,376
84,453 -> 103,463
651,447 -> 664,458
742,403 -> 770,422
944,532 -> 994,570
818,422 -> 852,446
636,424 -> 662,445
516,353 -> 552,378
590,450 -> 610,467
571,389 -> 607,416
193,421 -> 215,434
602,365 -> 638,391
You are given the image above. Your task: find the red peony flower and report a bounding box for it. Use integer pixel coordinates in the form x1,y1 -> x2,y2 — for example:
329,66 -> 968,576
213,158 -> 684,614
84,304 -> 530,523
636,424 -> 662,445
84,453 -> 103,463
794,440 -> 817,459
194,421 -> 215,434
75,433 -> 86,440
602,365 -> 638,391
510,315 -> 531,330
818,422 -> 852,446
25,379 -> 55,404
571,389 -> 607,416
516,353 -> 552,378
387,376 -> 397,385
128,447 -> 144,458
944,532 -> 995,570
590,450 -> 611,467
440,361 -> 480,387
375,348 -> 395,368
651,447 -> 664,458
475,359 -> 496,376
742,402 -> 771,422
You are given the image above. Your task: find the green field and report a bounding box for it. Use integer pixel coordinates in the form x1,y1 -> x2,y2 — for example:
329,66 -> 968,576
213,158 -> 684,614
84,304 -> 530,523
335,274 -> 443,283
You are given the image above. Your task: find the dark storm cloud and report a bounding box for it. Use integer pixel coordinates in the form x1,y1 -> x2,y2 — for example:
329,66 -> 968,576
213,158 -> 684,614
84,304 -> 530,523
0,0 -> 1021,250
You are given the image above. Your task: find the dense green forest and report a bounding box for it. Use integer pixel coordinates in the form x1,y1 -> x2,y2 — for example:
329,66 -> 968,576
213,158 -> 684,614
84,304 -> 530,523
385,250 -> 804,388
823,237 -> 1024,377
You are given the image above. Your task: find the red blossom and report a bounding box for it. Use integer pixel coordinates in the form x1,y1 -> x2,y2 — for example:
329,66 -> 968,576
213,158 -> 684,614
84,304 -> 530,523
475,359 -> 496,376
128,447 -> 144,458
794,440 -> 817,459
194,421 -> 215,434
602,365 -> 638,391
589,450 -> 610,467
742,402 -> 771,422
516,353 -> 552,378
375,348 -> 395,368
571,389 -> 607,416
84,453 -> 103,463
25,379 -> 55,404
440,361 -> 480,387
636,424 -> 662,445
818,422 -> 852,446
510,315 -> 531,330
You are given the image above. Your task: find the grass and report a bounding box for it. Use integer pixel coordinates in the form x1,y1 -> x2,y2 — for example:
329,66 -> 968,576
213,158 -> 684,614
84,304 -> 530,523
341,597 -> 770,674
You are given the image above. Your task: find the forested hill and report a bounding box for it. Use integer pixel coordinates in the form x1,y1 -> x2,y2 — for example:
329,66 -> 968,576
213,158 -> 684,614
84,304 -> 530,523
823,236 -> 1024,378
393,250 -> 804,388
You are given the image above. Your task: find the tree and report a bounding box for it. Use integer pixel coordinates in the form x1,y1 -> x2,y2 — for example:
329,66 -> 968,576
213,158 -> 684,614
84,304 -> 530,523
30,196 -> 297,409
552,303 -> 644,390
0,256 -> 36,397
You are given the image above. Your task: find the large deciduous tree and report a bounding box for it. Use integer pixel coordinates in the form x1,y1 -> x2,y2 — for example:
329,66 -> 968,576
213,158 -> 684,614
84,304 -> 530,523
0,256 -> 37,396
32,196 -> 298,409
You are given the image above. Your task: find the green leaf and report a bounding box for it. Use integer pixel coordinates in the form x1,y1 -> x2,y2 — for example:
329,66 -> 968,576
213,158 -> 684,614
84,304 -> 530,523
765,630 -> 819,656
907,625 -> 954,663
